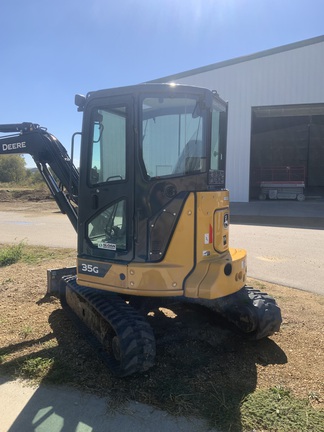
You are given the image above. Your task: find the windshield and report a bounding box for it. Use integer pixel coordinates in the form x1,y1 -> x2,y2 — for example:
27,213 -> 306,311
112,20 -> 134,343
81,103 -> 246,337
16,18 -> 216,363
141,96 -> 206,178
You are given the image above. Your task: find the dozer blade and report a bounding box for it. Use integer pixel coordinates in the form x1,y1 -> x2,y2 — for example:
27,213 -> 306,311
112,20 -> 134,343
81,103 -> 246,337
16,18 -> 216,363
60,277 -> 156,377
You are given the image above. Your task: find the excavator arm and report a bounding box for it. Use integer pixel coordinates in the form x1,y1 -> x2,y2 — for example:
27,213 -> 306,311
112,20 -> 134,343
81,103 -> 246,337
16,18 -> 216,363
0,122 -> 78,231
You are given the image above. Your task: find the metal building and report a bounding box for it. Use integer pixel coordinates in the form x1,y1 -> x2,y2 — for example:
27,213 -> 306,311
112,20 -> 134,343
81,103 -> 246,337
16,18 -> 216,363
152,36 -> 324,202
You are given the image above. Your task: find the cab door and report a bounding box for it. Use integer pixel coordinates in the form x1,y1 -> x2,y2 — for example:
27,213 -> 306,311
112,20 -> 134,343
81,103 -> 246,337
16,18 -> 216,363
78,96 -> 135,264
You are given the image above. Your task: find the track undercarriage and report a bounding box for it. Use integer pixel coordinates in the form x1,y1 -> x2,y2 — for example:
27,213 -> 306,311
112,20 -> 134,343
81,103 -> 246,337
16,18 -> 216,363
57,275 -> 282,377
60,277 -> 156,377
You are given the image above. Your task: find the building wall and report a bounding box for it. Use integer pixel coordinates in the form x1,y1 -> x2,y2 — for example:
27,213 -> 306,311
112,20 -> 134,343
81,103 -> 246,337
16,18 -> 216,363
168,40 -> 324,201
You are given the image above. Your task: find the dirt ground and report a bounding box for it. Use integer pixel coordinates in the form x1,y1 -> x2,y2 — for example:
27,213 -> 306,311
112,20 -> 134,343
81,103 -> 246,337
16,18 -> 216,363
0,188 -> 55,212
0,188 -> 323,427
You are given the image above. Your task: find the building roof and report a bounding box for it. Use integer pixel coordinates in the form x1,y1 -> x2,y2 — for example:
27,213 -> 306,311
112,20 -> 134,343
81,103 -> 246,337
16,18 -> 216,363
151,35 -> 324,83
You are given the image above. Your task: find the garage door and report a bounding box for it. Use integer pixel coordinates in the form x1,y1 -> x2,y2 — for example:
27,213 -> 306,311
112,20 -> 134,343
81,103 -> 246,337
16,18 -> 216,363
250,104 -> 324,199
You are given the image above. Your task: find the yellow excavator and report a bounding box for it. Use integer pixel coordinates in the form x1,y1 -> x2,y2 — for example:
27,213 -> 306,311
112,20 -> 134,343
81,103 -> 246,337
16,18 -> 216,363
0,83 -> 281,376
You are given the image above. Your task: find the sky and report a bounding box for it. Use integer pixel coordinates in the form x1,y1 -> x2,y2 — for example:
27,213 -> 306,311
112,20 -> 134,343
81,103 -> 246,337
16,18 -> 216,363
0,0 -> 323,167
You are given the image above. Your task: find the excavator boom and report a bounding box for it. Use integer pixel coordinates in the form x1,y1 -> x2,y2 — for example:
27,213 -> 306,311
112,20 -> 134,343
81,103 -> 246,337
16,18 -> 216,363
0,122 -> 78,231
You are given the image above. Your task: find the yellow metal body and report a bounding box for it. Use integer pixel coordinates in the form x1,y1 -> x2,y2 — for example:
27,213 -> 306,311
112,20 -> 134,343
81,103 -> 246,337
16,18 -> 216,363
77,190 -> 247,300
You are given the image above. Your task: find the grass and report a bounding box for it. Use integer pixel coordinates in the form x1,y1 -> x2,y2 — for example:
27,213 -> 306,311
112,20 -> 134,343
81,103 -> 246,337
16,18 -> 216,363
0,353 -> 8,364
0,180 -> 47,189
0,243 -> 24,266
24,245 -> 74,263
241,386 -> 324,432
19,356 -> 54,380
105,377 -> 324,431
0,243 -> 74,267
20,325 -> 33,339
103,346 -> 324,432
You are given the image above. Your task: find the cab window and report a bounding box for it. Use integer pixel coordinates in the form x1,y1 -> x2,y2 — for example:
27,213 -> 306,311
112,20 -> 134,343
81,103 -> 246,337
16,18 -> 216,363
90,106 -> 127,185
141,96 -> 206,178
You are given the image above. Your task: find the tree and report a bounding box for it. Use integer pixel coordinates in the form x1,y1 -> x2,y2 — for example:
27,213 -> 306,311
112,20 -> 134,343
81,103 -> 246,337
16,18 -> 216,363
26,168 -> 44,185
0,155 -> 26,183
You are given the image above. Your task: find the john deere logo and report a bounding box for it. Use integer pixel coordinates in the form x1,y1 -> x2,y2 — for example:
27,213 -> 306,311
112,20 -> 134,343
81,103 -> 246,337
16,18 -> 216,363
223,213 -> 229,228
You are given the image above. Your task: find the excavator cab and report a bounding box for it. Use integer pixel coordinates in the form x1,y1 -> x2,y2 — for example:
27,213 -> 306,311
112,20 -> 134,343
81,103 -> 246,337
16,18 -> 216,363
74,84 -> 243,299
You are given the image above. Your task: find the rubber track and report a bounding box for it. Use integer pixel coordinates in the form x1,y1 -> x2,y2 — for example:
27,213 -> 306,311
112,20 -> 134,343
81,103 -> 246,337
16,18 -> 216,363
60,277 -> 156,376
189,286 -> 282,340
244,286 -> 282,339
214,286 -> 282,339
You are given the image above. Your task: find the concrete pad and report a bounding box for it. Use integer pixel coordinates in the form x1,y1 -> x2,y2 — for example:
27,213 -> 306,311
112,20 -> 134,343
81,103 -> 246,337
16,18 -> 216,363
0,210 -> 76,249
230,200 -> 324,229
230,224 -> 324,295
0,377 -> 215,432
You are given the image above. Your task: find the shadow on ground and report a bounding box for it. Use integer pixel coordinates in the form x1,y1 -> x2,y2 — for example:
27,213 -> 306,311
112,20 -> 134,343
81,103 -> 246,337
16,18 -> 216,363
0,300 -> 287,432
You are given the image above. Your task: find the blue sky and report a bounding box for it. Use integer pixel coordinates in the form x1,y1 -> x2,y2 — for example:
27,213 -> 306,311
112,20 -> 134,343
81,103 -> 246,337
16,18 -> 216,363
1,0 -> 323,167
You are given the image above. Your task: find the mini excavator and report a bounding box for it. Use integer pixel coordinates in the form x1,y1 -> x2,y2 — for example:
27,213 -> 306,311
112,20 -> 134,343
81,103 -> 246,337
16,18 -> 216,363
0,83 -> 282,376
